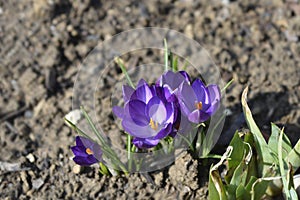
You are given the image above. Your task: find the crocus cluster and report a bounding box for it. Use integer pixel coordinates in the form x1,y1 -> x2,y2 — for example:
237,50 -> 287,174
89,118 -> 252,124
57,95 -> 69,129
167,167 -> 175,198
113,70 -> 221,149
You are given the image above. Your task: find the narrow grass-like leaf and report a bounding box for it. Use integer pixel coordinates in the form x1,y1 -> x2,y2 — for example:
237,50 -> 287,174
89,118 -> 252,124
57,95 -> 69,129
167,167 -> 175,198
114,57 -> 135,89
64,117 -> 93,140
182,59 -> 189,71
164,38 -> 168,72
221,79 -> 234,93
241,87 -> 274,176
172,56 -> 178,72
80,106 -> 106,145
169,51 -> 173,71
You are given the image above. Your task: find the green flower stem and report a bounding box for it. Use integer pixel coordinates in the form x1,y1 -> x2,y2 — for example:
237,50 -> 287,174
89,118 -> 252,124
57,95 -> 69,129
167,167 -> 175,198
127,134 -> 132,171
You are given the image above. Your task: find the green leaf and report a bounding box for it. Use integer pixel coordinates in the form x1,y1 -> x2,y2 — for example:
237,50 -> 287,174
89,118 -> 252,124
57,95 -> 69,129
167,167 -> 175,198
241,87 -> 274,176
285,138 -> 300,171
228,132 -> 245,169
287,163 -> 298,200
268,123 -> 292,158
243,133 -> 259,181
236,184 -> 250,200
230,141 -> 253,187
245,176 -> 257,193
230,160 -> 248,187
278,127 -> 291,199
209,167 -> 228,200
221,78 -> 234,93
225,131 -> 246,184
251,178 -> 270,200
225,184 -> 237,200
209,147 -> 233,200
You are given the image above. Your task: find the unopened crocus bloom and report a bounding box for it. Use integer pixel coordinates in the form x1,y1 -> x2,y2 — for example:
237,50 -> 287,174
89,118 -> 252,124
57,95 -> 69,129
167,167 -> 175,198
71,136 -> 102,166
178,79 -> 221,123
113,79 -> 177,149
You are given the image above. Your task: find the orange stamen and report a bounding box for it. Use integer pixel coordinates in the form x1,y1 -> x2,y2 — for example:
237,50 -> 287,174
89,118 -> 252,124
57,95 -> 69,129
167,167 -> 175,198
86,148 -> 94,155
149,118 -> 158,130
195,102 -> 203,110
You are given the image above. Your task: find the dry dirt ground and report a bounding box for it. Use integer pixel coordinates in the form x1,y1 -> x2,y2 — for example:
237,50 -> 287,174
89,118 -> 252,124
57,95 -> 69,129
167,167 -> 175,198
0,0 -> 299,199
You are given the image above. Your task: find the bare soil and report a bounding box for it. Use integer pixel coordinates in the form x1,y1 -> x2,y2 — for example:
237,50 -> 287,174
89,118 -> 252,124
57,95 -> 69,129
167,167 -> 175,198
0,0 -> 299,199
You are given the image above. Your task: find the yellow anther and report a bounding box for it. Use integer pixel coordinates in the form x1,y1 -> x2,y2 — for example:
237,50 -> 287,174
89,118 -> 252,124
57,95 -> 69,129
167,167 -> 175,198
86,148 -> 94,155
195,101 -> 203,110
149,118 -> 158,130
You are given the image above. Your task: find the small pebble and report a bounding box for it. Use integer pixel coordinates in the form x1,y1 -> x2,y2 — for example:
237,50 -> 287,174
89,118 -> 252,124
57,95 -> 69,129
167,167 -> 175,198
26,153 -> 35,163
73,165 -> 82,174
32,178 -> 44,190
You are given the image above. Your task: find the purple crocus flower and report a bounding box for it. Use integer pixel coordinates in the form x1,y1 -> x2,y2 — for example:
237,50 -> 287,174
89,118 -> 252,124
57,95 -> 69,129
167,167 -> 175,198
156,70 -> 191,91
156,70 -> 193,134
71,136 -> 102,166
113,79 -> 177,149
178,79 -> 221,123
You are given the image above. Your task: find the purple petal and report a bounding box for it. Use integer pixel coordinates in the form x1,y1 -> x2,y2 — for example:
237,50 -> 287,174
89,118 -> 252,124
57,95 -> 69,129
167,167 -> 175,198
153,123 -> 173,139
161,71 -> 187,91
132,137 -> 160,149
146,97 -> 167,124
112,106 -> 125,119
179,71 -> 191,83
128,100 -> 149,126
199,110 -> 211,122
205,85 -> 221,115
122,119 -> 157,138
122,85 -> 135,103
131,82 -> 153,103
75,136 -> 85,147
192,79 -> 209,104
178,82 -> 197,115
164,101 -> 175,124
91,143 -> 103,161
188,110 -> 201,123
137,79 -> 147,88
71,146 -> 86,157
73,155 -> 98,166
80,136 -> 96,148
